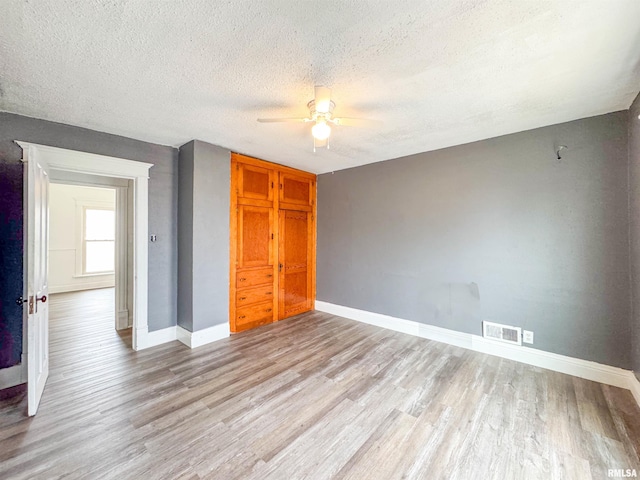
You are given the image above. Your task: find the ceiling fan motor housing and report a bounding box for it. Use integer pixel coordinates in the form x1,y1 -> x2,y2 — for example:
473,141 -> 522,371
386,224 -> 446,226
307,99 -> 336,122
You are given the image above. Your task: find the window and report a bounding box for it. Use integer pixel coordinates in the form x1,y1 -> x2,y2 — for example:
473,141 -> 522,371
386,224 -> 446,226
83,207 -> 115,273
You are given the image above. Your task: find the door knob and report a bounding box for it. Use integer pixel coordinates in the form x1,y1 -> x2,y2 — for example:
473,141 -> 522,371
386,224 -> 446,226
37,295 -> 47,303
16,296 -> 28,306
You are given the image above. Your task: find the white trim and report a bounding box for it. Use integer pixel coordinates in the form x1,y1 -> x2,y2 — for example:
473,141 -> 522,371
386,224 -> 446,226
50,171 -> 129,188
135,326 -> 177,350
49,281 -> 115,294
132,178 -> 149,350
130,324 -> 231,350
117,309 -> 129,331
177,324 -> 230,349
72,272 -> 115,279
315,301 -> 640,398
176,326 -> 191,347
17,142 -> 152,351
114,186 -> 129,330
0,364 -> 26,390
17,142 -> 153,179
628,373 -> 640,407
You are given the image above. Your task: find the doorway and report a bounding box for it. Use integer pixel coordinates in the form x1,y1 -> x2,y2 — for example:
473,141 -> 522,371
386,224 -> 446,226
49,181 -> 133,338
48,176 -> 133,333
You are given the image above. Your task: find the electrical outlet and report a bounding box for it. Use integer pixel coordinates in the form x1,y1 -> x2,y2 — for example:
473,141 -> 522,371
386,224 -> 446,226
523,330 -> 534,344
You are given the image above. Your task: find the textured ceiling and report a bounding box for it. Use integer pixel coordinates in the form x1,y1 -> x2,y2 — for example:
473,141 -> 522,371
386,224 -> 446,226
1,1 -> 640,174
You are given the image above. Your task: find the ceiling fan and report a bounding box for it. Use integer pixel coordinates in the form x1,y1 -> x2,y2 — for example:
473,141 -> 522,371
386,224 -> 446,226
257,86 -> 378,151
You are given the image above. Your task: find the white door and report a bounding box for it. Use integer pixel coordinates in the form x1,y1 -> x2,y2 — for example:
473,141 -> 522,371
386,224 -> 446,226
25,145 -> 50,416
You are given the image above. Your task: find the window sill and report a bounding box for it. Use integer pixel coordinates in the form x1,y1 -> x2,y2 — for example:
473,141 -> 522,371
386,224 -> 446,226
73,272 -> 115,278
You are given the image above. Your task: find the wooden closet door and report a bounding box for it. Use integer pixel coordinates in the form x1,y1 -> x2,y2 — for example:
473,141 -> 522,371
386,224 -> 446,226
278,209 -> 314,319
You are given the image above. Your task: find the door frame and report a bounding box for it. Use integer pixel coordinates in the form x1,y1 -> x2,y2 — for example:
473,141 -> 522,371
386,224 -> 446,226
17,142 -> 153,351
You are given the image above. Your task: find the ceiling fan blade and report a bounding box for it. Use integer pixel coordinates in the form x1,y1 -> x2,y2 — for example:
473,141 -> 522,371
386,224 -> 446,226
257,117 -> 309,123
314,86 -> 332,114
332,117 -> 381,127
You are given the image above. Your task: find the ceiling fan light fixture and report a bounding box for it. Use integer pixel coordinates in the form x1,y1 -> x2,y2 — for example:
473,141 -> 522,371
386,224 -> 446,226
312,120 -> 331,140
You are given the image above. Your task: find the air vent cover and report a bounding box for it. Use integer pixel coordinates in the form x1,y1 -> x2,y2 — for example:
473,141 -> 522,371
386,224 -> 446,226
483,321 -> 522,346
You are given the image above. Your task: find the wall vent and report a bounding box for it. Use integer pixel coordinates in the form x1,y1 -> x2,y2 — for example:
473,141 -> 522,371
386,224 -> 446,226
482,321 -> 522,346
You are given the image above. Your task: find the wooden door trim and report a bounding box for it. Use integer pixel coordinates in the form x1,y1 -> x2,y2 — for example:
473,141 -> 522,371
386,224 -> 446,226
277,210 -> 284,320
279,202 -> 312,212
232,152 -> 316,179
229,156 -> 239,332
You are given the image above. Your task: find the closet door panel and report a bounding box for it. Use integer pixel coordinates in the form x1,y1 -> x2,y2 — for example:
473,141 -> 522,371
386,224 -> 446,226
237,205 -> 273,268
278,210 -> 313,319
238,163 -> 274,202
280,173 -> 314,208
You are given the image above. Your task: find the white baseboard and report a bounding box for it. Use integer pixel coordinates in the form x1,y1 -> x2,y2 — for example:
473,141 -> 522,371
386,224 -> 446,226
628,373 -> 640,407
134,323 -> 230,351
177,323 -> 230,349
116,309 -> 129,330
135,326 -> 177,350
315,301 -> 639,398
176,325 -> 191,347
0,364 -> 26,390
49,281 -> 115,294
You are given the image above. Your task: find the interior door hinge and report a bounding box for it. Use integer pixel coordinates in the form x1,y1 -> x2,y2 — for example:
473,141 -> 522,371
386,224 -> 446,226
280,184 -> 283,189
271,233 -> 274,240
271,181 -> 274,189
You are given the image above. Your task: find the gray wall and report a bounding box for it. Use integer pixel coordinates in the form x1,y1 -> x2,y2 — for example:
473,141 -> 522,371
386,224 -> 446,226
317,111 -> 631,368
178,141 -> 195,331
178,140 -> 230,332
0,112 -> 178,332
629,92 -> 640,378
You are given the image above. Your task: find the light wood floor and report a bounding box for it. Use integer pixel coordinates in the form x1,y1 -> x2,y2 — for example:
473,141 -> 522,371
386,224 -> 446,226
1,288 -> 640,479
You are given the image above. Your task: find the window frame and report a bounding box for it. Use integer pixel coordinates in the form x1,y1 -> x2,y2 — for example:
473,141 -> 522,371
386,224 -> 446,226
75,200 -> 116,277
